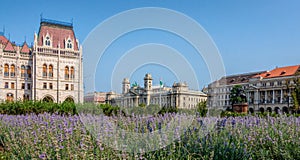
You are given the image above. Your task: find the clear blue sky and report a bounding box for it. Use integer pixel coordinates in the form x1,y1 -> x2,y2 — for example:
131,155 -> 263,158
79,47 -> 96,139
1,0 -> 300,93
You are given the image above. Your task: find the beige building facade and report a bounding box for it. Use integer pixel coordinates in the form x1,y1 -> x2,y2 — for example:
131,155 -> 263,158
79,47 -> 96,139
108,74 -> 207,109
0,18 -> 83,103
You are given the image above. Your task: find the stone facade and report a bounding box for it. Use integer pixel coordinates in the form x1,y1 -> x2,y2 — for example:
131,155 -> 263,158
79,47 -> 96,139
84,92 -> 107,104
0,18 -> 83,103
108,73 -> 207,109
247,65 -> 300,113
207,65 -> 300,113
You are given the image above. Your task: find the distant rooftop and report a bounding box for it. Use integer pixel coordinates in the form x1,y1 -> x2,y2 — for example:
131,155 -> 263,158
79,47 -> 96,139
40,18 -> 73,28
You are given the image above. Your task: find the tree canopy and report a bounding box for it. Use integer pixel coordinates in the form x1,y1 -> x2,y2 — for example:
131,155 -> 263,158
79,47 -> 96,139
229,85 -> 247,105
292,78 -> 300,111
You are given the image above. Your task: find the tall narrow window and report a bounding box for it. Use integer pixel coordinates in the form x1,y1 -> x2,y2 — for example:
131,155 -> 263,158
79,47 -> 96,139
21,83 -> 25,89
23,94 -> 29,101
65,84 -> 69,90
65,66 -> 69,80
49,83 -> 53,90
43,64 -> 47,77
10,65 -> 15,77
66,39 -> 72,49
43,83 -> 47,89
49,65 -> 53,78
45,36 -> 51,46
4,64 -> 9,77
21,65 -> 25,78
26,66 -> 31,78
11,83 -> 15,89
4,82 -> 8,88
70,67 -> 74,79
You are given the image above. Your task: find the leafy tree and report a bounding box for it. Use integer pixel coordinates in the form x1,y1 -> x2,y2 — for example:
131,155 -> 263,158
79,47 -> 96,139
291,78 -> 300,111
229,85 -> 247,105
197,100 -> 208,117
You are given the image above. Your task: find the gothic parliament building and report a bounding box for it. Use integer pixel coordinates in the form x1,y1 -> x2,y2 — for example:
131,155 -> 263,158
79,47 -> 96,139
0,18 -> 83,103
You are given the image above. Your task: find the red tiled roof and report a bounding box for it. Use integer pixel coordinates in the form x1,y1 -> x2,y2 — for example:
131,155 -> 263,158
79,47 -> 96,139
4,41 -> 16,52
20,42 -> 30,53
37,23 -> 78,50
0,35 -> 9,45
254,65 -> 300,79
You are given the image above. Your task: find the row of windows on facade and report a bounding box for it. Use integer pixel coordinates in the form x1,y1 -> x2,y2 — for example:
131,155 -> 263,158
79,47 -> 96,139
183,103 -> 198,108
183,97 -> 203,102
44,36 -> 73,49
42,82 -> 74,91
254,80 -> 297,87
42,64 -> 75,80
4,64 -> 31,78
213,80 -> 295,93
216,89 -> 291,100
5,93 -> 30,102
4,82 -> 74,91
4,82 -> 31,90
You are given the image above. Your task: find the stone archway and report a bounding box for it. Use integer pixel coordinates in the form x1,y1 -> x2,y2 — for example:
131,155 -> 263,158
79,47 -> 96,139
259,107 -> 265,113
64,96 -> 75,103
43,95 -> 54,102
275,107 -> 280,114
267,107 -> 272,113
282,107 -> 289,114
249,108 -> 254,114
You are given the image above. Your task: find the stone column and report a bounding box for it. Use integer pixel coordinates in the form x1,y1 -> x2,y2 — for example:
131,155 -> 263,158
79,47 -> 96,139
255,90 -> 258,104
280,89 -> 283,103
272,90 -> 275,104
265,91 -> 267,104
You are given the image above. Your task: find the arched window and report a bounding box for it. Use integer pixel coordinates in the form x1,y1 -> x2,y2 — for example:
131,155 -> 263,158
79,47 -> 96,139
10,64 -> 15,77
43,96 -> 54,102
6,93 -> 13,102
26,66 -> 31,78
49,65 -> 53,78
23,94 -> 29,101
21,65 -> 25,78
45,36 -> 51,46
70,67 -> 74,79
65,66 -> 69,80
43,64 -> 47,77
66,39 -> 72,49
4,64 -> 9,77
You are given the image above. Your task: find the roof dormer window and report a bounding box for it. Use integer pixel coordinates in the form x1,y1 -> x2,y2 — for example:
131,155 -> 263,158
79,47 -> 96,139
44,35 -> 51,46
280,70 -> 286,75
66,38 -> 73,49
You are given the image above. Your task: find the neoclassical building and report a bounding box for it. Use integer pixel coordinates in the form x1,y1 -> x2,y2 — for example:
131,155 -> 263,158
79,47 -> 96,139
207,71 -> 265,110
0,18 -> 83,103
207,65 -> 300,113
107,74 -> 207,109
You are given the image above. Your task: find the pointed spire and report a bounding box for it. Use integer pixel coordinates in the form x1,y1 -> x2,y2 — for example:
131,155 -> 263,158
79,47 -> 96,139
40,13 -> 43,22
